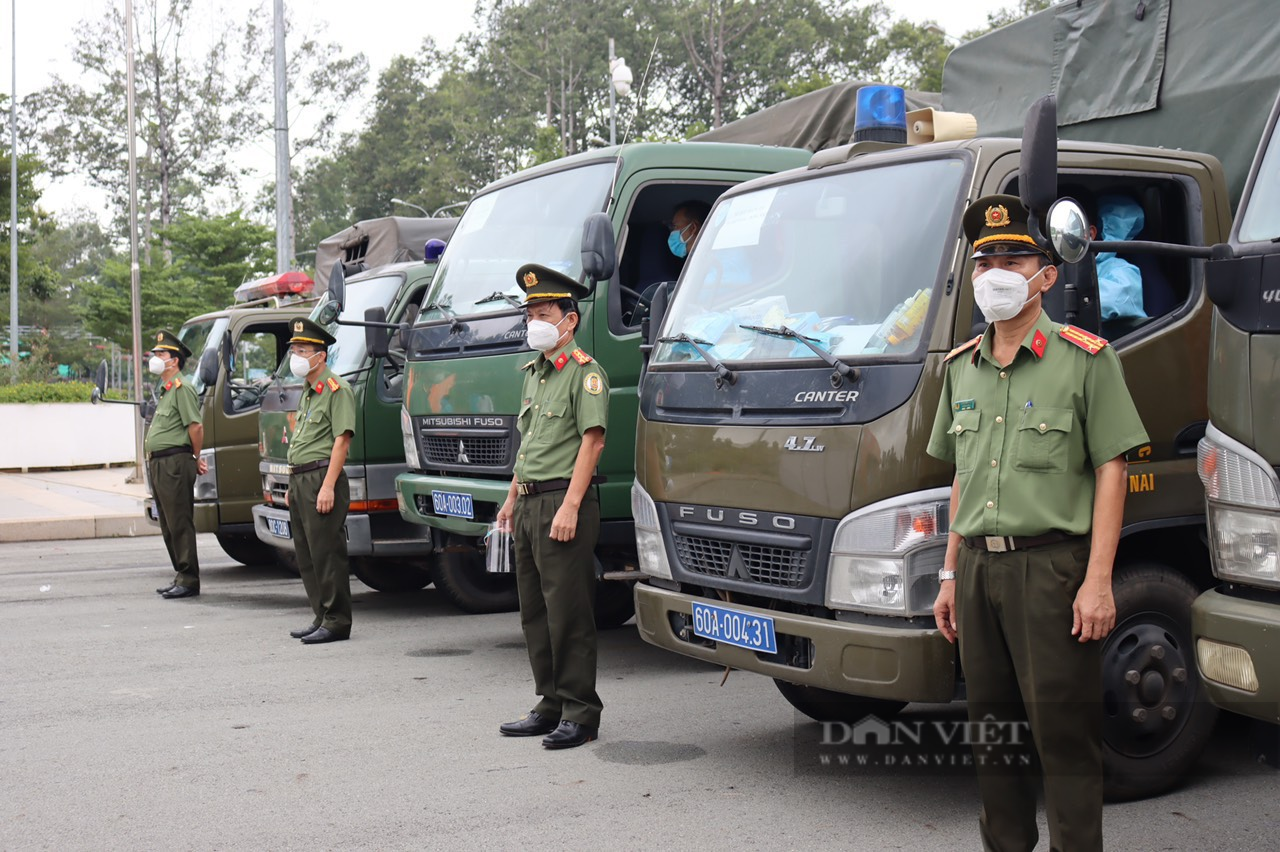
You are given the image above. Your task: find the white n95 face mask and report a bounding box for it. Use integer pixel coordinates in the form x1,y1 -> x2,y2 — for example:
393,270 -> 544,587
148,356 -> 166,375
289,353 -> 314,379
525,315 -> 570,351
972,265 -> 1046,323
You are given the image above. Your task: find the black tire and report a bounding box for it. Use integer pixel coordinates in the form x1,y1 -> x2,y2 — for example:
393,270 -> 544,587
594,580 -> 636,629
774,680 -> 907,724
215,532 -> 278,567
351,558 -> 433,593
431,545 -> 520,614
1101,562 -> 1218,801
274,546 -> 300,577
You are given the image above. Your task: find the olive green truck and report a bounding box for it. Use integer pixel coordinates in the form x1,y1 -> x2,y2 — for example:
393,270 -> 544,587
631,2 -> 1280,800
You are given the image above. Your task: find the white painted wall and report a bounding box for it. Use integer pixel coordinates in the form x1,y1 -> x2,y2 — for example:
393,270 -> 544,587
0,403 -> 141,470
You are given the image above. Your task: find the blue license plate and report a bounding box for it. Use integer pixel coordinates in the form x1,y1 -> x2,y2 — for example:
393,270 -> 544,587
267,517 -> 291,539
431,490 -> 474,519
691,602 -> 777,654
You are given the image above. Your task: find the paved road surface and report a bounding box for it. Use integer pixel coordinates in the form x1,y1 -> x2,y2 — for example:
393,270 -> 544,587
1,536 -> 1275,850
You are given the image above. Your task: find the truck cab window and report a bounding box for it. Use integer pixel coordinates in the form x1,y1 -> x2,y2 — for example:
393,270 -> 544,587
227,329 -> 282,414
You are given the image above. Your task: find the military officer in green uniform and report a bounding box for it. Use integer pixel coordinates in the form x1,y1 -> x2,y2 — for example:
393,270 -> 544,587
928,196 -> 1148,852
496,264 -> 609,750
285,317 -> 357,644
145,331 -> 206,599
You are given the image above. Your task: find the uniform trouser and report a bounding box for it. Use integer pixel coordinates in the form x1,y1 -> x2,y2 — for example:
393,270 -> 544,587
149,454 -> 199,589
288,468 -> 352,635
512,489 -> 602,728
956,537 -> 1103,852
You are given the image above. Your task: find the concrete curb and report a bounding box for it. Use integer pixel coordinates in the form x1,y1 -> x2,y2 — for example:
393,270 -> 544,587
0,515 -> 161,543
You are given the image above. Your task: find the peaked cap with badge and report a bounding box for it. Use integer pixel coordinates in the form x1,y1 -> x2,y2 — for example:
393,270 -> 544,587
149,329 -> 192,360
289,316 -> 336,347
963,194 -> 1053,260
515,263 -> 592,304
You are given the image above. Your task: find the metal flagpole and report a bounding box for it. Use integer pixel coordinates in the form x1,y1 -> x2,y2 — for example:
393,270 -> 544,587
9,0 -> 17,378
125,0 -> 145,480
273,0 -> 292,273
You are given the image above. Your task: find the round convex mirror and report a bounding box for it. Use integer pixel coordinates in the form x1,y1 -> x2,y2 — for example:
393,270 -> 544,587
1047,197 -> 1091,264
317,300 -> 341,326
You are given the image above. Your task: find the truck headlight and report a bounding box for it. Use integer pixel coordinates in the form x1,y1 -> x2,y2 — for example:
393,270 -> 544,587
401,407 -> 422,470
1199,429 -> 1280,590
827,489 -> 950,615
194,449 -> 217,501
632,481 -> 672,580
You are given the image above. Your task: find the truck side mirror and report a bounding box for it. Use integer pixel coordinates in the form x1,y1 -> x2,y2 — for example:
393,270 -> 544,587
645,281 -> 675,348
365,306 -> 391,359
580,212 -> 616,286
1047,198 -> 1091,264
197,347 -> 219,389
328,261 -> 346,310
1020,93 -> 1059,250
91,360 -> 107,404
398,304 -> 419,349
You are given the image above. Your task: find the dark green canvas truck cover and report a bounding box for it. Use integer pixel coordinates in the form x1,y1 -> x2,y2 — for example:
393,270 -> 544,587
943,0 -> 1280,205
692,81 -> 939,150
314,216 -> 458,291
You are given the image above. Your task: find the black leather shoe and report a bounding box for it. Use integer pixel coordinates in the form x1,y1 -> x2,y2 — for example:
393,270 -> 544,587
499,711 -> 559,737
161,585 -> 199,599
290,624 -> 321,639
541,720 -> 598,749
155,584 -> 176,595
300,626 -> 348,644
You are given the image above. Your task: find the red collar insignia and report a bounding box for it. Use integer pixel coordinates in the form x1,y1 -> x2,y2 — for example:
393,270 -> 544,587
553,352 -> 570,371
1030,330 -> 1047,359
163,381 -> 172,391
314,381 -> 324,394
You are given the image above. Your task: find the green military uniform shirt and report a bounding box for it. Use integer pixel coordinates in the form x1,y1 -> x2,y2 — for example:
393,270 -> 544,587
514,338 -> 609,482
287,367 -> 357,466
926,310 -> 1148,538
144,376 -> 201,454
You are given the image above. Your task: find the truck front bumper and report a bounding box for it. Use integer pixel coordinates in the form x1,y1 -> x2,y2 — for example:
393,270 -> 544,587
634,582 -> 956,703
1192,586 -> 1280,724
395,473 -> 511,538
251,503 -> 434,557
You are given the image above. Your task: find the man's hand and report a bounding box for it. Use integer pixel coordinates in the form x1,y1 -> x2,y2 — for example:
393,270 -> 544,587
316,483 -> 335,514
1072,576 -> 1116,642
496,496 -> 515,534
550,502 -> 579,542
195,458 -> 209,476
933,580 -> 957,644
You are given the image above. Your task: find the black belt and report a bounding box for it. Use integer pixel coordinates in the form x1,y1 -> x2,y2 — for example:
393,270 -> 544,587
517,475 -> 605,496
963,531 -> 1084,553
148,446 -> 192,461
289,460 -> 330,475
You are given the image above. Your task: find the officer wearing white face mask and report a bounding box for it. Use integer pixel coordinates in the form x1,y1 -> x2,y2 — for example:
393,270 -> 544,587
496,264 -> 609,750
927,195 -> 1148,852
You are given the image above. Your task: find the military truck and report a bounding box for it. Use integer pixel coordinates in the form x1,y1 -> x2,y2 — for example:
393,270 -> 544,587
251,217 -> 457,593
134,274 -> 319,566
392,142 -> 817,618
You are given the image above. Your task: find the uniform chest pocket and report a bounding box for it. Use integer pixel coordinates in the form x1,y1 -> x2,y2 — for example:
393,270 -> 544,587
1015,407 -> 1073,473
951,410 -> 982,474
517,400 -> 533,434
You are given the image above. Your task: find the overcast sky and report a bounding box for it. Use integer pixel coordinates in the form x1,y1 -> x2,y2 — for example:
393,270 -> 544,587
7,0 -> 1016,219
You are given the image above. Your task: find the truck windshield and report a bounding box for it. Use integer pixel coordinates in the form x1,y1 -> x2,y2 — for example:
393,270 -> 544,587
179,316 -> 229,395
416,161 -> 615,324
1237,127 -> 1280,242
273,274 -> 403,384
653,157 -> 966,366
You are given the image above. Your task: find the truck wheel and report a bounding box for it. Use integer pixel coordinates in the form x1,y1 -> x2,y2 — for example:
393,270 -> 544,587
431,544 -> 520,614
594,580 -> 636,629
275,547 -> 300,577
1101,562 -> 1218,801
774,680 -> 906,723
351,558 -> 433,593
215,532 -> 277,566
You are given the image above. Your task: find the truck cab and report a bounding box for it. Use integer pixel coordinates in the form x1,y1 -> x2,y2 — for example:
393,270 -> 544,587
393,142 -> 812,617
631,103 -> 1228,800
251,217 -> 457,593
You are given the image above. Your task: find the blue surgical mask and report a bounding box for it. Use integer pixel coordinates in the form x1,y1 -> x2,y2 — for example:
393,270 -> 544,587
668,229 -> 688,258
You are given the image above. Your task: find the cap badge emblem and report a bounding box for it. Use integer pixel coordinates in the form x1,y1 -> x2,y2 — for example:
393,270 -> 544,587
523,271 -> 538,288
985,204 -> 1010,228
294,321 -> 304,332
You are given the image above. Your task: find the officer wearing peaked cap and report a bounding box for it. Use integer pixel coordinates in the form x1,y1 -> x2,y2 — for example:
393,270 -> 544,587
146,330 -> 207,599
284,316 -> 358,644
927,195 -> 1148,852
496,264 -> 609,750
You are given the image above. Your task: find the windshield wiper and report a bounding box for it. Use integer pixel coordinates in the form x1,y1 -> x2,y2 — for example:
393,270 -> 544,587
657,333 -> 736,386
739,324 -> 859,385
419,300 -> 464,334
475,290 -> 522,308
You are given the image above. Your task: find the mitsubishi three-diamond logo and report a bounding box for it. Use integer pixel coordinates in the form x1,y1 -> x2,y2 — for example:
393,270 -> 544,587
456,439 -> 470,465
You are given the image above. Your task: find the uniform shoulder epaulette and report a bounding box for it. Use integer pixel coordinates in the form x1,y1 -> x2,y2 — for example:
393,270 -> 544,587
1058,325 -> 1108,355
570,348 -> 593,365
519,357 -> 538,371
943,335 -> 982,362
172,377 -> 182,388
327,376 -> 341,392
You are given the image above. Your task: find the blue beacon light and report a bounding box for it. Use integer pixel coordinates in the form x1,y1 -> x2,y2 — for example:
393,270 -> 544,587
424,238 -> 447,262
853,85 -> 908,144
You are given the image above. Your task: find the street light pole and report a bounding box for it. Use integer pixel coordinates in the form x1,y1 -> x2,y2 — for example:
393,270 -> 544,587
124,0 -> 145,480
9,0 -> 17,378
608,38 -> 616,147
390,197 -> 429,217
273,0 -> 293,274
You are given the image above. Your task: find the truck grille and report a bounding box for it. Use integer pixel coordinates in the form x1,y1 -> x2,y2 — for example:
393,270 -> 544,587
422,434 -> 509,467
674,534 -> 807,588
412,415 -> 518,474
